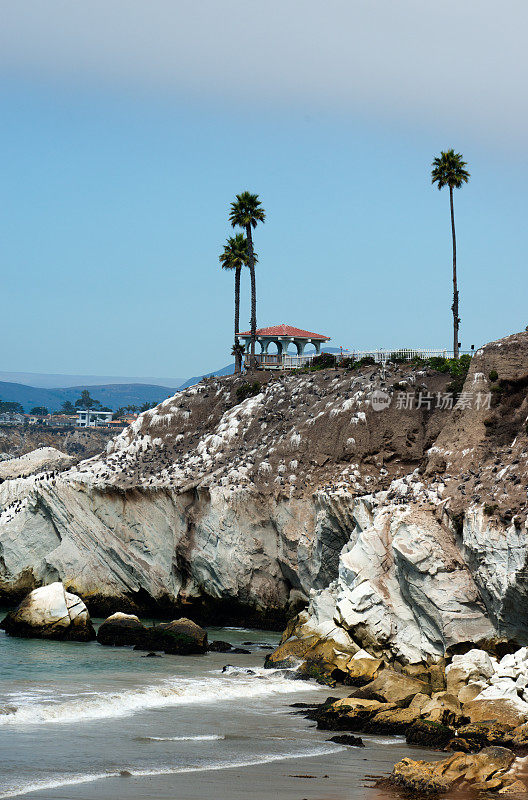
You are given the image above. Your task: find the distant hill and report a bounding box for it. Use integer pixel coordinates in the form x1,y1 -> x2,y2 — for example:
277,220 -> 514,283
0,371 -> 185,389
1,351 -> 344,412
179,363 -> 235,389
0,381 -> 179,412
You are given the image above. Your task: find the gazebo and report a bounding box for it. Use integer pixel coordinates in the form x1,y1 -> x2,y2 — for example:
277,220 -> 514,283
238,323 -> 330,369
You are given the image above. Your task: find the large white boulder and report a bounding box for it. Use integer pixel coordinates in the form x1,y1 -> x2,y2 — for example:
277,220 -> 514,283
0,582 -> 95,641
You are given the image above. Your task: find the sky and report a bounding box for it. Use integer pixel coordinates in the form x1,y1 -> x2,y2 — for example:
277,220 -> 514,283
1,1 -> 527,381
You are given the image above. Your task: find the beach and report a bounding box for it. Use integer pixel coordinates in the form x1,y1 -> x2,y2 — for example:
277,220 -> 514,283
0,623 -> 438,800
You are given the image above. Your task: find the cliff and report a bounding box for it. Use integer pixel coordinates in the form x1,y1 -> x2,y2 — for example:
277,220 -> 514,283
1,331 -> 527,648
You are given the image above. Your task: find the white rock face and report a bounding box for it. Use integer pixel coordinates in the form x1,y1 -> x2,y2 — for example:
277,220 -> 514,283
0,447 -> 72,480
299,500 -> 495,664
0,463 -> 510,658
0,476 -> 350,620
446,649 -> 496,683
462,509 -> 528,639
442,647 -> 528,719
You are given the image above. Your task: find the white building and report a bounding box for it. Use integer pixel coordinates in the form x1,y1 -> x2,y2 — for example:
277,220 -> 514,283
76,410 -> 113,428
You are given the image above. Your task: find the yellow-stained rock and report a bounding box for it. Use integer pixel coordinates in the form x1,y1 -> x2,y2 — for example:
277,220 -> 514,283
265,635 -> 319,667
459,682 -> 486,703
350,668 -> 431,705
421,692 -> 465,726
343,657 -> 383,684
331,697 -> 387,713
389,747 -> 521,794
408,692 -> 431,712
365,706 -> 421,734
464,700 -> 528,728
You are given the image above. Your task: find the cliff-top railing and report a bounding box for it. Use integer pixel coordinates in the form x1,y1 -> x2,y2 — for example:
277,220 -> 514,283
244,348 -> 473,370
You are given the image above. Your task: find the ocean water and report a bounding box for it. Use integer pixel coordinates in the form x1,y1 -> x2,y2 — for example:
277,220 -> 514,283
0,624 -> 437,800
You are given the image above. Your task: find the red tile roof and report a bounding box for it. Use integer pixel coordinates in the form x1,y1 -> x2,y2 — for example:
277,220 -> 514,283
238,324 -> 330,341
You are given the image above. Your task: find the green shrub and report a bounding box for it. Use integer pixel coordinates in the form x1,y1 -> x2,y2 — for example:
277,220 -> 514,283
445,355 -> 472,394
490,383 -> 502,394
489,369 -> 498,382
353,356 -> 376,369
236,381 -> 261,403
426,356 -> 450,373
389,350 -> 411,363
311,353 -> 337,369
484,503 -> 498,516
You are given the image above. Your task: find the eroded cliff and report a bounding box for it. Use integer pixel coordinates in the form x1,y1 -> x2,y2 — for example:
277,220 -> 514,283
1,331 -> 527,647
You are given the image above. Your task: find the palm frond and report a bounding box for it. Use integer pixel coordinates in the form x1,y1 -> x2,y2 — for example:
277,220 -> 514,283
229,191 -> 266,230
431,149 -> 470,190
219,233 -> 254,270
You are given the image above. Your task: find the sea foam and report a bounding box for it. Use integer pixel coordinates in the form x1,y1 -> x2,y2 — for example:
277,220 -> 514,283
0,667 -> 317,726
0,744 -> 343,799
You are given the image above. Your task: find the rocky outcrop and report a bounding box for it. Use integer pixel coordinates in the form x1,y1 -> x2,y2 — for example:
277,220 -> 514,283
0,331 -> 527,649
0,447 -> 73,481
0,582 -> 95,641
387,747 -> 525,795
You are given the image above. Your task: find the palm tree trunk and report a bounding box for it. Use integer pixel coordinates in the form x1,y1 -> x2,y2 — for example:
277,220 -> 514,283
246,225 -> 257,369
450,186 -> 459,359
234,266 -> 241,373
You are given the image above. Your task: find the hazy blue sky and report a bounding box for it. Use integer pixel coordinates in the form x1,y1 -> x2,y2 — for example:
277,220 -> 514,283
1,1 -> 527,380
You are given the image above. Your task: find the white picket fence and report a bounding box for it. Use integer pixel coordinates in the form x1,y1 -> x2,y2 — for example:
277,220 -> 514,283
245,348 -> 472,370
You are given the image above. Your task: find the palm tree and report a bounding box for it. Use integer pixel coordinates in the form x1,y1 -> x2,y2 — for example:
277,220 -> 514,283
431,149 -> 470,359
219,233 -> 252,373
229,192 -> 265,368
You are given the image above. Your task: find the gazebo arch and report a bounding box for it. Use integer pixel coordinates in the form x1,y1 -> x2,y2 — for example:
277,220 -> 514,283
238,324 -> 330,370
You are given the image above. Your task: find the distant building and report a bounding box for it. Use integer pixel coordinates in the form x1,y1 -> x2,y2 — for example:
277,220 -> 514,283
76,410 -> 113,428
45,415 -> 77,428
0,412 -> 24,426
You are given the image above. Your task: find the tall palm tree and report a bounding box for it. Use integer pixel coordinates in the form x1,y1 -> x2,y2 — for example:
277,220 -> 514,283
219,233 -> 253,373
431,149 -> 470,359
229,192 -> 265,368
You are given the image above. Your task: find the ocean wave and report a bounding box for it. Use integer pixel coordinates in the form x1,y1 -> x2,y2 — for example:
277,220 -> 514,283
0,744 -> 343,799
362,735 -> 407,745
0,667 -> 318,726
140,734 -> 224,741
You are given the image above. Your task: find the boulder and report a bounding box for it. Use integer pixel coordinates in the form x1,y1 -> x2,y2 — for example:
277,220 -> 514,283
0,582 -> 95,642
464,699 -> 528,728
307,697 -> 389,731
364,706 -> 421,735
446,649 -> 495,696
405,719 -> 455,749
350,668 -> 431,706
459,681 -> 487,703
327,734 -> 364,747
135,618 -> 207,655
342,657 -> 383,685
96,613 -> 149,647
264,636 -> 318,668
420,692 -> 466,727
457,722 -> 515,750
388,747 -> 519,794
511,722 -> 528,750
408,692 -> 431,712
402,662 -> 447,692
209,640 -> 234,652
